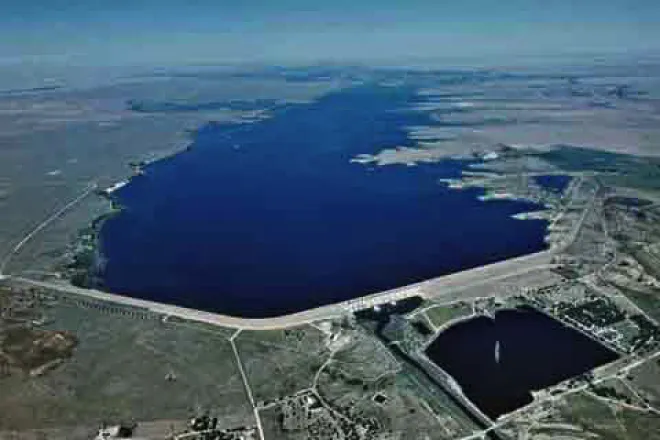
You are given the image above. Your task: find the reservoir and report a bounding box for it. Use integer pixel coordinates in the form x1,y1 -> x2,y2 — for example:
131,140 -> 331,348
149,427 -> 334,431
99,85 -> 548,317
534,175 -> 572,193
424,306 -> 619,419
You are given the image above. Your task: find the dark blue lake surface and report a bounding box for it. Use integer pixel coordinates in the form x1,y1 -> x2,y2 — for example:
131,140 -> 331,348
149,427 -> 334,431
425,307 -> 619,419
534,174 -> 572,193
100,85 -> 548,317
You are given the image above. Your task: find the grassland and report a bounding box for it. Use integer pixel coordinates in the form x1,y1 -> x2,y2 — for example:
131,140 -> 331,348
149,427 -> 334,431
0,290 -> 253,432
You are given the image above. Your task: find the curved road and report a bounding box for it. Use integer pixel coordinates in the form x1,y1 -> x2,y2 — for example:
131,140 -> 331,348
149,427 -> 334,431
2,179 -> 597,330
9,249 -> 558,330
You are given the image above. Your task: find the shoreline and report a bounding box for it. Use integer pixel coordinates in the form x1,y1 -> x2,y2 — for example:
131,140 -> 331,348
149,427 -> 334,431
67,177 -> 554,320
64,133 -> 200,290
68,111 -> 281,290
65,168 -> 556,320
61,104 -> 561,323
9,247 -> 557,329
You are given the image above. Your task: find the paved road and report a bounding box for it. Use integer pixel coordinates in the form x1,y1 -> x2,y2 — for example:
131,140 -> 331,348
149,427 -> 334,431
2,178 -> 597,330
10,248 -> 558,330
0,183 -> 98,274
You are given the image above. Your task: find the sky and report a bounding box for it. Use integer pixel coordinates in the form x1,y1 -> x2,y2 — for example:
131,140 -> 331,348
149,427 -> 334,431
1,0 -> 659,67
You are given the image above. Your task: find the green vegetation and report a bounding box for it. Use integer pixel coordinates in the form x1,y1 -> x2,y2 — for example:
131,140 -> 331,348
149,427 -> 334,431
630,247 -> 660,280
626,358 -> 660,409
619,286 -> 660,324
560,391 -> 629,440
0,297 -> 253,430
235,326 -> 329,404
537,146 -> 660,191
618,408 -> 660,440
555,297 -> 626,328
628,314 -> 660,352
423,302 -> 473,329
588,379 -> 638,406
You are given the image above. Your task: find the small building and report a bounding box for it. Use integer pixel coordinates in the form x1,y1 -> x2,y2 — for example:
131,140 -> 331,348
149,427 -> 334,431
94,423 -> 136,439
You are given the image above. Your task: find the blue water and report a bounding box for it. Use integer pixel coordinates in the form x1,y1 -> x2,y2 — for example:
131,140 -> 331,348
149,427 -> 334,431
534,175 -> 572,193
128,98 -> 283,113
425,307 -> 619,419
100,85 -> 548,317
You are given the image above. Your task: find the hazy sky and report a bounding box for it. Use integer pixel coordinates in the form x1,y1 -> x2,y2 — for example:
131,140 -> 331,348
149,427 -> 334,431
1,0 -> 659,66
